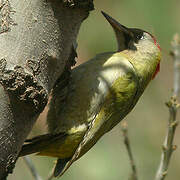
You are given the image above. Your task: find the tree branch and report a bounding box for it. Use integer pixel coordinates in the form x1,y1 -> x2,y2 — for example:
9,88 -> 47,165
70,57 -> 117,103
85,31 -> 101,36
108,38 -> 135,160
121,121 -> 138,180
23,157 -> 43,180
0,0 -> 93,178
155,34 -> 180,180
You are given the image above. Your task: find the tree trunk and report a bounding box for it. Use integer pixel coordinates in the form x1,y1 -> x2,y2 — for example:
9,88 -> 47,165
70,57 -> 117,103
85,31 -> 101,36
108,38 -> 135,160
0,0 -> 93,178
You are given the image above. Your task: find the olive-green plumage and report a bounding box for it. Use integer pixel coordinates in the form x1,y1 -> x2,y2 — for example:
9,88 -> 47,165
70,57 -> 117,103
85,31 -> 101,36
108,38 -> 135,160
20,11 -> 161,177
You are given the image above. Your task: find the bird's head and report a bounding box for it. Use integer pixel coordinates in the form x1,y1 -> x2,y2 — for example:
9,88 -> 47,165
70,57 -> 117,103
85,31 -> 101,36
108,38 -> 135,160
102,11 -> 161,80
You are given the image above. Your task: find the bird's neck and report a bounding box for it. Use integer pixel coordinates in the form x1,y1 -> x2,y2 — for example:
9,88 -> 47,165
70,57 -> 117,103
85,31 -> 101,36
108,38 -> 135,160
120,48 -> 161,88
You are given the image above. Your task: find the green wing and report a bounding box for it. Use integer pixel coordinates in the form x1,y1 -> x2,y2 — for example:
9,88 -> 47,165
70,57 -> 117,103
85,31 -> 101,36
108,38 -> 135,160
77,71 -> 139,157
54,60 -> 139,177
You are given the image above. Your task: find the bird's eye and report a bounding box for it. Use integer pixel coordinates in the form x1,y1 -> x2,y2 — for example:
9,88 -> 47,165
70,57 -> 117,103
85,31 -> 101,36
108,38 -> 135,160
136,34 -> 144,40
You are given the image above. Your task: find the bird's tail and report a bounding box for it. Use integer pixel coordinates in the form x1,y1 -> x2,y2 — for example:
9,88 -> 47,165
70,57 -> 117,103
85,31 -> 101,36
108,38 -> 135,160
19,133 -> 67,157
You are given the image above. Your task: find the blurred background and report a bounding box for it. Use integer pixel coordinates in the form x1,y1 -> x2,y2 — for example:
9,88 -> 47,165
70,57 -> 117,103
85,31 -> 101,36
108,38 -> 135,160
10,0 -> 180,179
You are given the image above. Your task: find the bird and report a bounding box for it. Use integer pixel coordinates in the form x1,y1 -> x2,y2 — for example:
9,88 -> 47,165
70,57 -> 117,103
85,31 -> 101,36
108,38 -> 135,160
19,11 -> 161,177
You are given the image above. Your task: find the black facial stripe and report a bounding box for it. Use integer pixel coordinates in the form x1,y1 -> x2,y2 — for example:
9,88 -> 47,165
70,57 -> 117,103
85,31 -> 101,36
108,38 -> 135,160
129,28 -> 145,43
124,32 -> 132,48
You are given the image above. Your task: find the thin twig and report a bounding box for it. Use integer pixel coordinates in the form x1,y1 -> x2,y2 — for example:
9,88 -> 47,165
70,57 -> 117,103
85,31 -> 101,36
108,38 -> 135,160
121,121 -> 138,180
23,156 -> 43,180
46,168 -> 54,180
155,34 -> 180,180
172,34 -> 180,97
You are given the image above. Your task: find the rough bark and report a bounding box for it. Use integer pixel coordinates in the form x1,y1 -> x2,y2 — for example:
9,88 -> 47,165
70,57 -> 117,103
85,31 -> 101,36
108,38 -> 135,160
0,0 -> 93,178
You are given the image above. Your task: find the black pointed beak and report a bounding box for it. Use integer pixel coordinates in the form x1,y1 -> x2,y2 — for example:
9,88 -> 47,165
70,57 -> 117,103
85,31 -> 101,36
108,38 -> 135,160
101,11 -> 134,51
101,11 -> 133,38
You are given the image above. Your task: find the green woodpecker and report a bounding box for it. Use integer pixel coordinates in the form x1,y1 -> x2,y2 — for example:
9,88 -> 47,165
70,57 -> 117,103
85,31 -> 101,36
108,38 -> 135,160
20,11 -> 161,177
